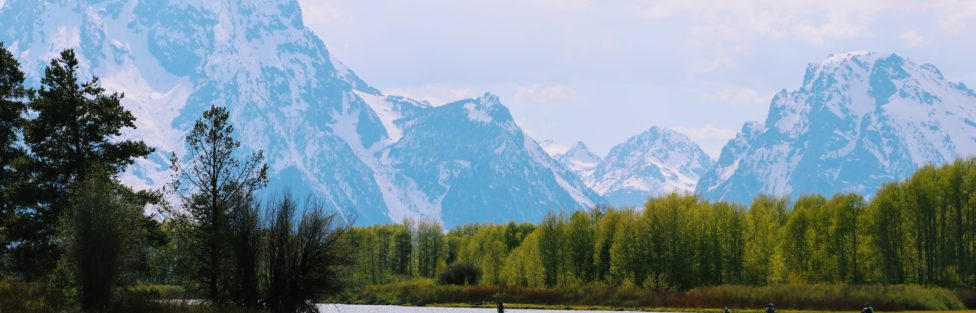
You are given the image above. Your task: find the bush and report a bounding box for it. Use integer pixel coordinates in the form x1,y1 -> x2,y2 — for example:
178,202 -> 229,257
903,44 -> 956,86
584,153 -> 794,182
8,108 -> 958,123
0,280 -> 72,313
337,282 -> 966,311
264,194 -> 353,313
439,263 -> 482,285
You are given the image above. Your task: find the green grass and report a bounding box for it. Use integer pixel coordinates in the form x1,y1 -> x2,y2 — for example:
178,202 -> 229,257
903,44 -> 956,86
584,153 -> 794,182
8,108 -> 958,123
332,279 -> 968,311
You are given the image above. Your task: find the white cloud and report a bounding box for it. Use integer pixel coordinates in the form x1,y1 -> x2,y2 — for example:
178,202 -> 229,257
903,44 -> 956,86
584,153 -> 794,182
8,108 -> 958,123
513,84 -> 578,106
385,84 -> 478,106
934,0 -> 976,33
633,0 -> 891,45
900,30 -> 925,47
705,86 -> 771,108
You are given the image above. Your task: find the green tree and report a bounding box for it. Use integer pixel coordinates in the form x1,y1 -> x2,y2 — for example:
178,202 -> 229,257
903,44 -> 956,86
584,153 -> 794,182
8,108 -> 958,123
566,211 -> 595,284
13,49 -> 152,279
742,195 -> 787,285
167,105 -> 268,303
715,202 -> 745,283
781,194 -> 825,282
593,208 -> 622,282
538,212 -> 566,287
609,211 -> 647,287
67,168 -> 144,311
0,42 -> 28,274
392,223 -> 413,276
502,229 -> 545,287
415,219 -> 444,278
866,183 -> 908,283
825,193 -> 865,283
457,225 -> 506,285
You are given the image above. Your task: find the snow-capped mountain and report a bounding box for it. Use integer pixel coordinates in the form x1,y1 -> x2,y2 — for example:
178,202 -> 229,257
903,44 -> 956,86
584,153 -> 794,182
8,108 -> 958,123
0,0 -> 600,226
554,141 -> 601,179
589,127 -> 713,207
697,52 -> 976,204
543,127 -> 714,208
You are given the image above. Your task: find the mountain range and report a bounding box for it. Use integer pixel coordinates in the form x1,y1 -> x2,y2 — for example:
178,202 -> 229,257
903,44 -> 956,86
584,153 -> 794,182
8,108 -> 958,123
3,1 -> 975,225
696,51 -> 976,203
542,127 -> 714,208
0,0 -> 597,227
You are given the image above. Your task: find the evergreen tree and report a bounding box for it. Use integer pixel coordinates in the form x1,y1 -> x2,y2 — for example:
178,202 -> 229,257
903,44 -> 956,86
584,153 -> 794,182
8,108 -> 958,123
0,42 -> 28,275
167,105 -> 268,303
12,49 -> 151,279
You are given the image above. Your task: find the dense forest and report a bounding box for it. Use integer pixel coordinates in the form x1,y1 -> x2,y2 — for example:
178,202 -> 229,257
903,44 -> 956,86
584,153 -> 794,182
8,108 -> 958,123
345,157 -> 976,290
3,43 -> 976,312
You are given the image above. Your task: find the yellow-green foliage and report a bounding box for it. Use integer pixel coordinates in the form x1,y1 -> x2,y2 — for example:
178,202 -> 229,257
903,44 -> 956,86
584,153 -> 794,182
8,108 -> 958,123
502,230 -> 545,287
343,158 -> 976,300
457,225 -> 507,285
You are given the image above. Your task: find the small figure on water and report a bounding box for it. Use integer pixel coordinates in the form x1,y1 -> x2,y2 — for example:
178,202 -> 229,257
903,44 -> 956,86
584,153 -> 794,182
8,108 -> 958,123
862,303 -> 874,313
723,306 -> 731,313
765,302 -> 775,313
497,300 -> 504,313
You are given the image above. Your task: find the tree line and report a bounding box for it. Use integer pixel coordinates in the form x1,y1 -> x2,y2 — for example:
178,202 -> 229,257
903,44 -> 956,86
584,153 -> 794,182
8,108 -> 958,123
348,158 -> 976,290
0,44 -> 352,313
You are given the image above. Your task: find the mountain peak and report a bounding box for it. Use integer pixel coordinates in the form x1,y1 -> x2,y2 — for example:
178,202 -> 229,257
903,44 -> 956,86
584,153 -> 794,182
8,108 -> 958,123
478,91 -> 501,105
583,126 -> 713,207
803,51 -> 897,84
562,141 -> 600,163
569,141 -> 591,152
699,52 -> 976,204
0,0 -> 602,227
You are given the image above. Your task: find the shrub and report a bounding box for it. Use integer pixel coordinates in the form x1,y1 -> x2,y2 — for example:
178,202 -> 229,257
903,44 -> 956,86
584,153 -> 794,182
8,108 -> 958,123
439,263 -> 482,285
264,194 -> 353,313
0,280 -> 71,313
338,282 -> 966,311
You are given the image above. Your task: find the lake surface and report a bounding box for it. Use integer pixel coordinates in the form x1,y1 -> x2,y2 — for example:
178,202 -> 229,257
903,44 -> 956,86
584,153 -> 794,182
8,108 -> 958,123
317,304 -> 663,313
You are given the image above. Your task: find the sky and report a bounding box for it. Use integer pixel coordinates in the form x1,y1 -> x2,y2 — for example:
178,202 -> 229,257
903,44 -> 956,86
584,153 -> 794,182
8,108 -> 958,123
295,0 -> 976,157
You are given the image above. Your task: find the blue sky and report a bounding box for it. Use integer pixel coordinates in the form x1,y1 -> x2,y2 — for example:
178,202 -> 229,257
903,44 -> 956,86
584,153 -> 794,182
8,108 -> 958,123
296,0 -> 976,157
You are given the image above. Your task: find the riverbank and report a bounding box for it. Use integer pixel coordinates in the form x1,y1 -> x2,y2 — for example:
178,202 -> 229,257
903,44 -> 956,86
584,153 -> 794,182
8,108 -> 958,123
331,280 -> 972,311
324,303 -> 976,313
319,303 -> 976,313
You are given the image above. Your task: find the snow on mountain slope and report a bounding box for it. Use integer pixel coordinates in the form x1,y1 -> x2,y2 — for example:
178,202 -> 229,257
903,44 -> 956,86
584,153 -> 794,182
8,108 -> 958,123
590,126 -> 713,208
554,141 -> 601,181
0,0 -> 600,226
542,128 -> 714,208
387,93 -> 601,226
696,52 -> 976,204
